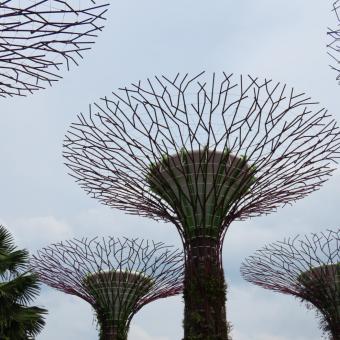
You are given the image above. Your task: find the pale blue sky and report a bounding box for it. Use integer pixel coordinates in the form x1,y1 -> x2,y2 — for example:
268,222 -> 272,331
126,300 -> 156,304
0,0 -> 339,339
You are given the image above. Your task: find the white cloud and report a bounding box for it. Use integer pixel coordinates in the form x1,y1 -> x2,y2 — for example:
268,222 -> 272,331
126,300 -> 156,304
36,289 -> 97,340
129,325 -> 169,340
35,289 -> 183,340
228,284 -> 321,340
6,216 -> 74,250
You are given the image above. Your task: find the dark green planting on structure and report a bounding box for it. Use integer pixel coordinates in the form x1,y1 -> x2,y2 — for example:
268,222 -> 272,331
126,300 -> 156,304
147,147 -> 256,240
183,254 -> 229,340
298,263 -> 340,338
84,271 -> 154,340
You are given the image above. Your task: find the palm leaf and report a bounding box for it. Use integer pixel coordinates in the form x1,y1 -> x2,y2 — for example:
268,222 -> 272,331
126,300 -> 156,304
0,226 -> 47,338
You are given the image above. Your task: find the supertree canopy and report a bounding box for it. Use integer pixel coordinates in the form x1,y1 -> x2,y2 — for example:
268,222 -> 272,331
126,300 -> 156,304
31,237 -> 183,340
241,229 -> 340,340
328,0 -> 340,83
0,0 -> 109,98
63,72 -> 340,339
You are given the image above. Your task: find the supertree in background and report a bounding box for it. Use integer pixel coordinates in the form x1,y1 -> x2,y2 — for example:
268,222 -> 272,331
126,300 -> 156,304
31,237 -> 183,340
63,72 -> 340,339
0,0 -> 109,98
241,229 -> 340,340
328,0 -> 340,83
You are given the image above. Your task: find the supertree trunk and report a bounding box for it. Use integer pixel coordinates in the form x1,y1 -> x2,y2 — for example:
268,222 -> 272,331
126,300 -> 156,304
329,323 -> 340,340
97,316 -> 128,340
183,238 -> 228,340
147,149 -> 249,339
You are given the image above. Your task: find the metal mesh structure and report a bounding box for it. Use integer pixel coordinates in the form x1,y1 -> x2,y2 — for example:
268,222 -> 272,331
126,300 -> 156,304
63,71 -> 340,339
241,229 -> 340,340
64,72 -> 340,232
0,0 -> 109,98
328,0 -> 340,83
31,237 -> 183,340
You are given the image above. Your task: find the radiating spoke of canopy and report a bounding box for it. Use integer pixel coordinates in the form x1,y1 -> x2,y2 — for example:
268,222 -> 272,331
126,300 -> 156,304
328,0 -> 340,84
241,229 -> 340,339
63,72 -> 340,236
0,0 -> 109,98
31,237 -> 183,328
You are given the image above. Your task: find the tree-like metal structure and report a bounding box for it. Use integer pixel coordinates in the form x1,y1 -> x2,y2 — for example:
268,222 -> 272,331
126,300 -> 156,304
328,0 -> 340,83
0,0 -> 109,98
241,229 -> 340,340
63,72 -> 340,339
31,237 -> 183,340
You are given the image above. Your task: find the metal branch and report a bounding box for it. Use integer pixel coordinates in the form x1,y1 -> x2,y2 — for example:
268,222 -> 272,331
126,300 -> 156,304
0,0 -> 109,98
328,0 -> 340,84
241,229 -> 340,340
64,72 -> 340,237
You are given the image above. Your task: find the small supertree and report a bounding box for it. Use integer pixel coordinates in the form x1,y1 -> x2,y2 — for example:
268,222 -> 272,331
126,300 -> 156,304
328,0 -> 340,83
241,229 -> 340,340
63,72 -> 340,339
31,237 -> 183,340
0,0 -> 109,98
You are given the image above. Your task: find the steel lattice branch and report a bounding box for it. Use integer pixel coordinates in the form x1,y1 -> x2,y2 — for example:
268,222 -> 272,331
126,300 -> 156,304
64,72 -> 340,240
0,0 -> 109,98
241,229 -> 340,339
328,0 -> 340,83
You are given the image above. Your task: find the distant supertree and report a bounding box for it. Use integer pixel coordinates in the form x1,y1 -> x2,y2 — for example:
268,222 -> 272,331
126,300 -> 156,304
241,229 -> 340,340
328,0 -> 340,83
0,0 -> 109,98
31,237 -> 183,340
63,72 -> 340,339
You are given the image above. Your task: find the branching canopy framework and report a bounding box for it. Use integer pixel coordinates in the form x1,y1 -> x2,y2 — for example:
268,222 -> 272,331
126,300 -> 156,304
64,72 -> 340,242
0,0 -> 109,98
241,229 -> 340,338
31,237 -> 183,338
328,0 -> 340,83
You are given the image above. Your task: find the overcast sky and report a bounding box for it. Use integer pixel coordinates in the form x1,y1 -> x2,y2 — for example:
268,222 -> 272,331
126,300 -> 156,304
1,0 -> 340,339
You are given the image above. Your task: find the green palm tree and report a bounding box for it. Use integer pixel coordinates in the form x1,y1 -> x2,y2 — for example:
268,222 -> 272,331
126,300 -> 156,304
0,225 -> 47,339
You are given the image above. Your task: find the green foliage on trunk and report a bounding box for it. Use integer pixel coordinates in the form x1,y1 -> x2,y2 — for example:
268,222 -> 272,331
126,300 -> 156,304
183,256 -> 230,340
96,312 -> 128,340
84,270 -> 154,340
298,263 -> 340,339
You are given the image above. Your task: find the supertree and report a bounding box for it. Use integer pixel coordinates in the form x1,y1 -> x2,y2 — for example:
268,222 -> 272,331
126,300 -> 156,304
0,0 -> 109,98
63,72 -> 340,339
31,237 -> 183,340
241,229 -> 340,340
328,0 -> 340,83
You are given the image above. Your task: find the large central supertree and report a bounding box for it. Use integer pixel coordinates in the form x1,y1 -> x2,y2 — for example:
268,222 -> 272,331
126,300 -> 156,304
0,0 -> 109,98
63,72 -> 340,339
31,237 -> 183,340
241,229 -> 340,340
